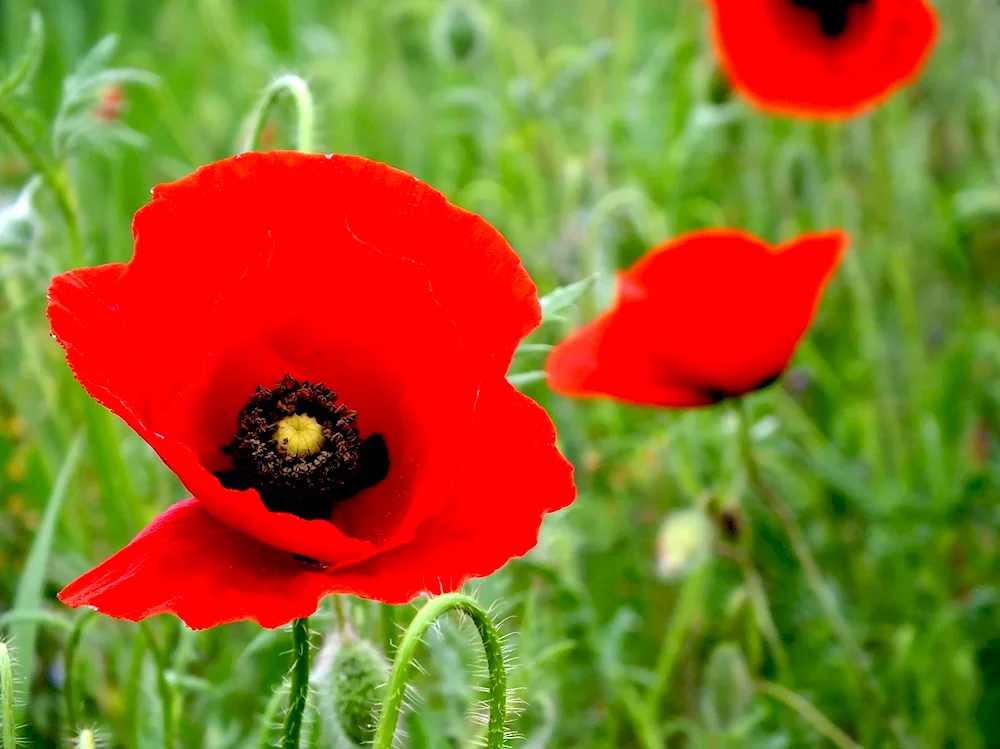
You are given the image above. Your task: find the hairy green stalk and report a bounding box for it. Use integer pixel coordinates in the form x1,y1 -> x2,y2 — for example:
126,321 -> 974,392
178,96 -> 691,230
281,618 -> 311,749
240,74 -> 316,153
372,594 -> 507,749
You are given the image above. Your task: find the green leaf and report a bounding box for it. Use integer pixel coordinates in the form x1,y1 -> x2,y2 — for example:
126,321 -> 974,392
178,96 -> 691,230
539,274 -> 597,323
8,431 -> 85,714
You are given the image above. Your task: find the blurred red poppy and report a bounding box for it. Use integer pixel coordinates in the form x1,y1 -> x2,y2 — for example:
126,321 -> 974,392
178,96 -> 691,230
706,0 -> 938,119
545,229 -> 847,407
50,151 -> 575,630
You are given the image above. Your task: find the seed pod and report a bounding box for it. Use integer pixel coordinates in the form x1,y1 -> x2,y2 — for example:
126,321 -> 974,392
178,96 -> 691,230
330,639 -> 389,746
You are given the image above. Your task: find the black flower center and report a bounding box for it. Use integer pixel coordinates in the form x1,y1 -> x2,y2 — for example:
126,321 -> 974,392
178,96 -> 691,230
216,374 -> 389,521
789,0 -> 869,37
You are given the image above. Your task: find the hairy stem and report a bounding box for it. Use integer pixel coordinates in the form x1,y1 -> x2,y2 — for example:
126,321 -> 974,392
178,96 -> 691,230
240,74 -> 315,154
372,594 -> 507,749
281,618 -> 311,749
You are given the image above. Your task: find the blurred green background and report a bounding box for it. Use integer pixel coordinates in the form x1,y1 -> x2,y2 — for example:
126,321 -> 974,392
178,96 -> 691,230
2,0 -> 1000,747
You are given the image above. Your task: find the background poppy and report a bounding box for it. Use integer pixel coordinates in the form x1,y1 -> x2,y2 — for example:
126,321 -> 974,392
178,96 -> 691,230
707,0 -> 939,118
49,152 -> 576,629
545,229 -> 848,407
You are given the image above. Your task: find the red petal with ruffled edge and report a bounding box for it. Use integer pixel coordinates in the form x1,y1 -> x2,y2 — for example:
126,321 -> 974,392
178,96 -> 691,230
59,383 -> 573,629
708,0 -> 938,119
545,229 -> 847,407
50,152 -> 575,628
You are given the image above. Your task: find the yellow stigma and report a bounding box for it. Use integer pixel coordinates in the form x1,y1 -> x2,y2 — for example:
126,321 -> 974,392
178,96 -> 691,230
273,414 -> 325,457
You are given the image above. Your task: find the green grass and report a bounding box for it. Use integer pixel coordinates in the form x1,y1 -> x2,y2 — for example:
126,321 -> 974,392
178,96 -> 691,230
1,0 -> 1000,747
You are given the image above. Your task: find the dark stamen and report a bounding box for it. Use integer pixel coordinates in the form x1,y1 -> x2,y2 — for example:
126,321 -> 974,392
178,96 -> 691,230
789,0 -> 869,37
215,374 -> 389,521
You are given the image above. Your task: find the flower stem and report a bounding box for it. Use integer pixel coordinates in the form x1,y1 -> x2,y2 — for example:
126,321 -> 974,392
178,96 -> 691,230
63,609 -> 96,732
734,400 -> 878,699
281,617 -> 311,749
140,622 -> 175,749
756,680 -> 865,749
372,594 -> 507,749
240,74 -> 316,154
0,642 -> 16,749
0,105 -> 83,266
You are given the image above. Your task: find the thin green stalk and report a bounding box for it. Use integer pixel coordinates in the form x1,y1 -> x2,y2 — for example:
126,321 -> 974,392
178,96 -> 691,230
281,618 -> 311,749
646,563 -> 709,719
734,401 -> 878,701
372,594 -> 507,749
716,542 -> 790,680
257,682 -> 290,749
239,74 -> 315,153
0,106 -> 83,265
756,680 -> 865,749
64,609 -> 96,732
0,642 -> 15,749
140,623 -> 175,749
0,11 -> 43,98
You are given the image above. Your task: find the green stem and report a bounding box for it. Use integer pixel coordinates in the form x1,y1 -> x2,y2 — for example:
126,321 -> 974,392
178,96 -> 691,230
0,642 -> 15,749
63,609 -> 96,732
716,541 -> 790,680
140,623 -> 175,749
257,682 -> 290,749
734,401 -> 878,700
646,563 -> 709,719
372,594 -> 507,749
240,74 -> 315,153
756,680 -> 865,749
281,618 -> 311,749
0,105 -> 83,266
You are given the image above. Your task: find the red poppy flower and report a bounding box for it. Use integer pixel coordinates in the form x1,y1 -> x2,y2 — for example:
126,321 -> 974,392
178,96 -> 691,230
49,151 -> 575,630
706,0 -> 938,119
545,229 -> 847,407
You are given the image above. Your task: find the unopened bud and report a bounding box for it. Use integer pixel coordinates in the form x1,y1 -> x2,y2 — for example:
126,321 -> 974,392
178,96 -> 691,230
433,2 -> 488,64
77,728 -> 98,749
656,507 -> 715,580
330,639 -> 389,746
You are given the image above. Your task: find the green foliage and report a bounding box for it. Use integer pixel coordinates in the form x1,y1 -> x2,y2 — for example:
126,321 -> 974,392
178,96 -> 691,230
0,0 -> 998,747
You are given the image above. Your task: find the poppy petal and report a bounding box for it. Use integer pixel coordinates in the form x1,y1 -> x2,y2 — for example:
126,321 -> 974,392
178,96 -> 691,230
58,499 -> 343,630
322,380 -> 576,603
47,153 -> 539,565
546,230 -> 847,406
545,291 -> 717,408
709,0 -> 939,119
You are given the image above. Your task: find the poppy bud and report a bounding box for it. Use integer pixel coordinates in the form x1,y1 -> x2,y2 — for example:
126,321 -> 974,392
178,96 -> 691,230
700,643 -> 754,732
330,639 -> 389,746
655,507 -> 715,580
76,729 -> 99,749
433,2 -> 487,64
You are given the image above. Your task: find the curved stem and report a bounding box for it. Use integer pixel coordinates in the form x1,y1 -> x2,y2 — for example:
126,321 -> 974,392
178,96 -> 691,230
0,106 -> 83,265
0,11 -> 44,98
240,74 -> 315,154
140,623 -> 175,749
372,594 -> 507,749
281,617 -> 311,749
64,609 -> 96,732
756,680 -> 865,749
734,401 -> 879,700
